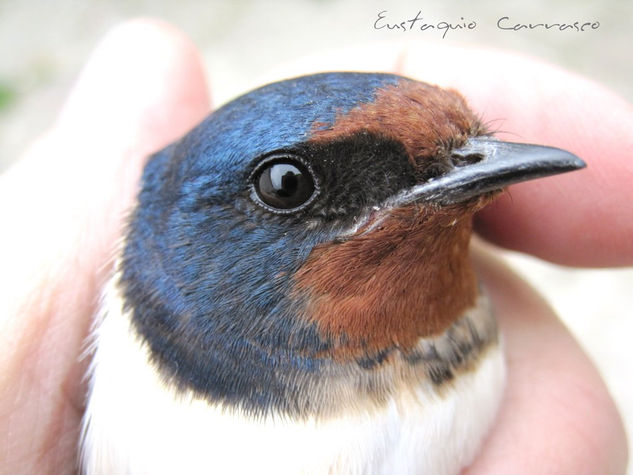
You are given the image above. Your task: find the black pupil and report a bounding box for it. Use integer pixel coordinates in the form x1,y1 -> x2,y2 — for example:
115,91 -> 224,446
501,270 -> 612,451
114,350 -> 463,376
256,160 -> 315,210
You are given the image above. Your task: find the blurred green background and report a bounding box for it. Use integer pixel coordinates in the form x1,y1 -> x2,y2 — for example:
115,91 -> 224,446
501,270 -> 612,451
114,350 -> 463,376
1,0 -> 632,471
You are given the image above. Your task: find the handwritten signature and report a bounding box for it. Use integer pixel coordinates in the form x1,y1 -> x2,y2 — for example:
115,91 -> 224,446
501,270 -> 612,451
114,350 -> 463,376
373,11 -> 600,38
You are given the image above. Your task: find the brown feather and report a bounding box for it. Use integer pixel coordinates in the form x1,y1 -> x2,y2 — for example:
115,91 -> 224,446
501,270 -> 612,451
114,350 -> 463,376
310,79 -> 485,179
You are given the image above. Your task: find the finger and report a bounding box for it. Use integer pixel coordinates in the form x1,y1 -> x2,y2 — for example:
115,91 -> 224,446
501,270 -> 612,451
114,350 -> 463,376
0,19 -> 209,473
398,43 -> 633,267
466,244 -> 628,474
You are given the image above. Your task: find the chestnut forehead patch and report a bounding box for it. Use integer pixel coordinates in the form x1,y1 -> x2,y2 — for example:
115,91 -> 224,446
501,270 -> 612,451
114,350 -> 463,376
309,79 -> 485,174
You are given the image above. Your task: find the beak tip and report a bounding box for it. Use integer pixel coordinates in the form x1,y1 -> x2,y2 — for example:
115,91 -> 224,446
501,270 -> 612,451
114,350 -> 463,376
571,155 -> 587,170
553,149 -> 586,174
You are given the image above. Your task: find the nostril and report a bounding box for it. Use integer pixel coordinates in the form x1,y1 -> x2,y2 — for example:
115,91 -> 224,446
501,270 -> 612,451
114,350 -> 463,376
450,152 -> 485,167
420,161 -> 453,181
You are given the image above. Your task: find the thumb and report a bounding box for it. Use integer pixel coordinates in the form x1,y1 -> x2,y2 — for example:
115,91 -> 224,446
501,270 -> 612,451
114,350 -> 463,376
0,19 -> 209,473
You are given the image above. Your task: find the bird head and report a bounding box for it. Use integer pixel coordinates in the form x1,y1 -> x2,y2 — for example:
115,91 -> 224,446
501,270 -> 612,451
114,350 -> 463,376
119,72 -> 583,416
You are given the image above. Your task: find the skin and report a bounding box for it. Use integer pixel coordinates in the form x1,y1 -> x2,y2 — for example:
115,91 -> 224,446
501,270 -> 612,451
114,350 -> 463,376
0,19 -> 629,474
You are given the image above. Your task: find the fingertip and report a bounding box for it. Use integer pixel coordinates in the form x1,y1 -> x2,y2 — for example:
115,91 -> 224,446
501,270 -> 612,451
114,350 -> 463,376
49,17 -> 211,231
58,18 -> 210,147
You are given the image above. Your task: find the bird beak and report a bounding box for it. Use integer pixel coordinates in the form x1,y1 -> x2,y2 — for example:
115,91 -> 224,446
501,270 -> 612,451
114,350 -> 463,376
395,137 -> 586,206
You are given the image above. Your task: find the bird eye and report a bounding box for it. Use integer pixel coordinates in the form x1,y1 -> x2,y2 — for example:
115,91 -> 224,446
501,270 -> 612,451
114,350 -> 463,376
252,156 -> 318,213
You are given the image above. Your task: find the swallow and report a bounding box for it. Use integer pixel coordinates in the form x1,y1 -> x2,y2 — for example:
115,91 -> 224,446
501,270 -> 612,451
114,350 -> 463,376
81,72 -> 585,475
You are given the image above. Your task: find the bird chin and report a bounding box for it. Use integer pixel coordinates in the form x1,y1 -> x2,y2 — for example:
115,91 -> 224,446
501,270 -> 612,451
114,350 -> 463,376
336,189 -> 500,243
339,206 -> 391,239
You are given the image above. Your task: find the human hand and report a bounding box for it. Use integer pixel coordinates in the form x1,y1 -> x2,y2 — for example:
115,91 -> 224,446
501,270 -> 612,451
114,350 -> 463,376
0,20 -> 628,474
